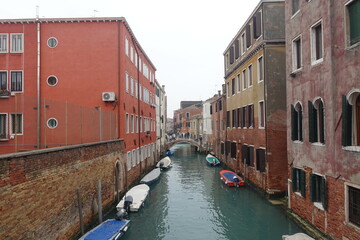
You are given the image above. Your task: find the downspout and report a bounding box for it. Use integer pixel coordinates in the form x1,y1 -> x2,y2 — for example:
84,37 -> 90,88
36,17 -> 41,149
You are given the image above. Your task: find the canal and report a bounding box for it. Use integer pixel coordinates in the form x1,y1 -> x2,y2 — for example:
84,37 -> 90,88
110,143 -> 304,240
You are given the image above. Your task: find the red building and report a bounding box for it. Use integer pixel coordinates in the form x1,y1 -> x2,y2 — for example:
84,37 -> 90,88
0,17 -> 157,170
286,0 -> 360,239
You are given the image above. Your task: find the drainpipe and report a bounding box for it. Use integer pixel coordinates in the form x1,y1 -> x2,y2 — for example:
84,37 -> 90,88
36,14 -> 41,149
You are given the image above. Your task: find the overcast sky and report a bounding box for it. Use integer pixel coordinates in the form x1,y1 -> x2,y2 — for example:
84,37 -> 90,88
1,0 -> 260,117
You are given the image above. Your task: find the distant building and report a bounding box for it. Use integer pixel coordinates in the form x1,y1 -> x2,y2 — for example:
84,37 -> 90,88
173,102 -> 202,137
189,114 -> 202,140
180,101 -> 202,109
155,81 -> 167,157
210,89 -> 226,157
223,0 -> 287,197
202,95 -> 218,151
286,0 -> 360,239
0,17 -> 159,174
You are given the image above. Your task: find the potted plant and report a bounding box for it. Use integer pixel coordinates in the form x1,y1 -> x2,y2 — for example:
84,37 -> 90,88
0,89 -> 10,97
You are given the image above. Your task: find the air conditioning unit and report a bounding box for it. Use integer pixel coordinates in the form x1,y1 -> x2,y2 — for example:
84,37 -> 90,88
102,92 -> 116,101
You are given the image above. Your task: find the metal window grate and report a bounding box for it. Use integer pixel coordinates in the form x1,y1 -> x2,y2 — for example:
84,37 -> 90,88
349,186 -> 360,227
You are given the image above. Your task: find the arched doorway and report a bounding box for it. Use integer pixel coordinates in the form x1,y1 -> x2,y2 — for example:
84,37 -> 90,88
115,160 -> 123,202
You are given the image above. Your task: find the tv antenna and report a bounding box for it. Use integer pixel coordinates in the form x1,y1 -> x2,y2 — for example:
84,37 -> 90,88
93,10 -> 99,17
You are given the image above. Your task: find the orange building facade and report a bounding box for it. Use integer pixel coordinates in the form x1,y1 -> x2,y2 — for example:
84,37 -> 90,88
0,18 -> 157,166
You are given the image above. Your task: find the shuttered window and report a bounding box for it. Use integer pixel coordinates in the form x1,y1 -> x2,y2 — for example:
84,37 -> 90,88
249,146 -> 254,167
226,111 -> 230,128
292,168 -> 306,197
235,39 -> 240,59
348,0 -> 360,45
253,11 -> 262,39
246,24 -> 251,48
291,104 -> 303,141
310,174 -> 327,210
232,109 -> 236,128
230,46 -> 234,65
231,142 -> 237,158
256,149 -> 266,172
237,108 -> 241,128
231,78 -> 235,95
242,145 -> 249,165
221,142 -> 225,155
225,141 -> 231,155
308,101 -> 318,143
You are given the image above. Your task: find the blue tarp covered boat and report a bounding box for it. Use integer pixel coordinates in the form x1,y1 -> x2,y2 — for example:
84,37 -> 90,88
79,219 -> 130,240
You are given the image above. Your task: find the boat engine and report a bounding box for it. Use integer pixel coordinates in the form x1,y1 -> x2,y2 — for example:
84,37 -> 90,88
124,195 -> 133,214
159,162 -> 164,169
233,176 -> 240,187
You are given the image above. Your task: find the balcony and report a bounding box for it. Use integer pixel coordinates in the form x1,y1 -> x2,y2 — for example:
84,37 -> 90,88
0,89 -> 11,98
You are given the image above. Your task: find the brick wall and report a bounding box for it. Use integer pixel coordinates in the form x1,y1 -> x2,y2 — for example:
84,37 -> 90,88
0,140 -> 145,240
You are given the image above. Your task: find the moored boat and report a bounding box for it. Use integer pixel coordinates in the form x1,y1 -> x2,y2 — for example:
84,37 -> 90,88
156,156 -> 172,169
166,149 -> 174,156
79,219 -> 130,240
220,170 -> 245,187
116,184 -> 150,213
139,168 -> 161,185
205,154 -> 220,166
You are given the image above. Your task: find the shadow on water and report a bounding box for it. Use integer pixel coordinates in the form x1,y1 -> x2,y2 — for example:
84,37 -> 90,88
108,143 -> 303,240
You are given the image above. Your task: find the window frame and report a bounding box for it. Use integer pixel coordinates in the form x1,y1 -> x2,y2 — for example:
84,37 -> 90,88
125,113 -> 129,134
0,71 -> 8,91
10,70 -> 23,93
0,33 -> 8,53
292,35 -> 302,72
345,0 -> 360,47
258,100 -> 265,129
10,33 -> 24,53
343,90 -> 360,149
237,73 -> 241,92
248,64 -> 253,87
310,20 -> 324,65
242,69 -> 247,90
291,102 -> 303,142
10,113 -> 23,135
291,0 -> 300,17
345,182 -> 360,228
310,173 -> 327,210
241,32 -> 246,55
257,55 -> 264,83
0,113 -> 8,139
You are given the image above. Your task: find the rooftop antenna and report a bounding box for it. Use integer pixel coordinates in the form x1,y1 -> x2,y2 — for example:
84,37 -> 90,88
36,5 -> 39,19
93,9 -> 99,17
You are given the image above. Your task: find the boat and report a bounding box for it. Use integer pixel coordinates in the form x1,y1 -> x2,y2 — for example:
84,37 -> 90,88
79,219 -> 130,240
205,153 -> 220,166
282,233 -> 314,240
220,170 -> 245,187
156,156 -> 172,169
116,184 -> 150,213
139,168 -> 161,185
166,149 -> 174,156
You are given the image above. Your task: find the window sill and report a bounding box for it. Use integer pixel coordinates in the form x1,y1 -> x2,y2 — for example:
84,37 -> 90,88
314,202 -> 324,211
311,58 -> 323,67
291,68 -> 302,75
293,140 -> 303,144
295,192 -> 304,198
311,142 -> 325,147
343,221 -> 360,233
291,10 -> 300,19
258,126 -> 265,130
346,41 -> 360,51
343,146 -> 360,152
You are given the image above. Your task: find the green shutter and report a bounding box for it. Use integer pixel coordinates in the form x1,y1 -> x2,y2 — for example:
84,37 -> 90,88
300,170 -> 306,197
310,174 -> 316,202
349,0 -> 360,45
321,177 -> 327,210
291,105 -> 297,141
342,95 -> 352,146
292,168 -> 297,192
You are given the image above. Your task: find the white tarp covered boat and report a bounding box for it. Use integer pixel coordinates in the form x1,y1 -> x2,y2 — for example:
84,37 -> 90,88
140,168 -> 161,185
156,156 -> 172,169
116,184 -> 150,213
282,233 -> 314,240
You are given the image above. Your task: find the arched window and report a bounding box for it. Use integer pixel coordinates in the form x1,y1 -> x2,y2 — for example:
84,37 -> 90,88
343,90 -> 360,146
309,98 -> 325,143
291,102 -> 303,141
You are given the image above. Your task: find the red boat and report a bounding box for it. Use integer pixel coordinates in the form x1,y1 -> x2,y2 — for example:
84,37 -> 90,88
220,170 -> 245,187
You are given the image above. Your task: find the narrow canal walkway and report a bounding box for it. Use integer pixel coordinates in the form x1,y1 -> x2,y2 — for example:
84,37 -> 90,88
116,143 -> 304,239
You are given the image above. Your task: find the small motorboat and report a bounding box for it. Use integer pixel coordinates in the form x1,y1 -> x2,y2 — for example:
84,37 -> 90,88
139,168 -> 161,185
116,184 -> 150,213
220,170 -> 245,187
79,219 -> 130,240
166,149 -> 174,156
156,156 -> 172,169
205,153 -> 220,166
282,233 -> 314,240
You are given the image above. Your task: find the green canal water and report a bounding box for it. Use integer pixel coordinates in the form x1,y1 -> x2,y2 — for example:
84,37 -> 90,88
114,143 -> 304,240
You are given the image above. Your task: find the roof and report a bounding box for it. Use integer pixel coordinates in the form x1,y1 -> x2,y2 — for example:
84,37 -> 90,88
0,17 -> 156,70
180,101 -> 202,109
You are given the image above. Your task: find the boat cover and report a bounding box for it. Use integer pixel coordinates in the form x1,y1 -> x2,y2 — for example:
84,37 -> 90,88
222,171 -> 238,182
81,219 -> 129,240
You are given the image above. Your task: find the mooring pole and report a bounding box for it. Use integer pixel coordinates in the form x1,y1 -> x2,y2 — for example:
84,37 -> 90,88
98,180 -> 103,223
77,189 -> 84,235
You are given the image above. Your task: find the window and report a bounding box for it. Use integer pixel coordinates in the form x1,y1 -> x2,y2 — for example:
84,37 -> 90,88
231,78 -> 235,95
10,71 -> 22,92
130,46 -> 134,63
227,82 -> 230,97
0,72 -> 7,90
311,21 -> 323,64
347,0 -> 360,46
125,37 -> 129,56
47,76 -> 58,86
237,74 -> 241,92
130,77 -> 134,95
132,150 -> 136,167
248,104 -> 254,128
221,142 -> 225,155
256,148 -> 266,172
342,92 -> 360,146
127,152 -> 131,170
135,80 -> 138,98
242,145 -> 254,166
232,109 -> 236,128
292,36 -> 302,71
237,107 -> 242,128
0,114 -> 7,139
139,116 -> 142,132
230,46 -> 234,65
126,113 -> 129,133
242,69 -> 247,90
47,118 -> 58,129
257,56 -> 264,82
309,99 -> 325,143
242,106 -> 246,128
235,39 -> 240,59
131,115 -> 134,133
219,100 -> 222,111
231,142 -> 237,159
0,34 -> 8,53
259,101 -> 265,128
248,65 -> 253,87
292,0 -> 300,15
47,37 -> 58,48
11,113 -> 23,134
135,52 -> 138,68
135,116 -> 138,133
347,185 -> 360,227
292,168 -> 306,197
125,72 -> 129,92
226,111 -> 230,128
241,32 -> 246,55
310,174 -> 327,210
253,11 -> 262,39
186,112 -> 190,118
246,24 -> 252,48
291,102 -> 303,141
10,33 -> 23,53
